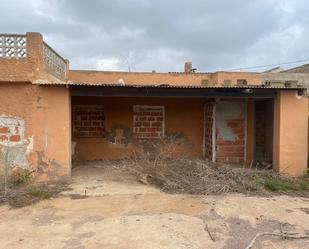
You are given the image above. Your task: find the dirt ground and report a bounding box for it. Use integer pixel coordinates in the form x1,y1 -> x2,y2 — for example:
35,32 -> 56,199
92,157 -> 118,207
0,163 -> 309,249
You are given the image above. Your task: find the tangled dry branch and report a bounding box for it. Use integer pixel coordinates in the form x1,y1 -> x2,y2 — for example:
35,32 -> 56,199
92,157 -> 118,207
127,157 -> 281,195
245,232 -> 309,249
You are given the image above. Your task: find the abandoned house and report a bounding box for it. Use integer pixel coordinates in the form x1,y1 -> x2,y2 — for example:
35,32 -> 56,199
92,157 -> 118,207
0,32 -> 308,182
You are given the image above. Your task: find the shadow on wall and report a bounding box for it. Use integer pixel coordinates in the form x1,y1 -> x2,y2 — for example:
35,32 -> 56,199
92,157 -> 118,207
72,123 -> 194,161
106,124 -> 194,160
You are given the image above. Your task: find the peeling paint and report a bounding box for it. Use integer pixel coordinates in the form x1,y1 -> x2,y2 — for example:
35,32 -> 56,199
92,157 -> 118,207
0,145 -> 28,169
0,115 -> 25,146
25,136 -> 34,155
0,115 -> 33,171
34,151 -> 66,181
215,102 -> 245,142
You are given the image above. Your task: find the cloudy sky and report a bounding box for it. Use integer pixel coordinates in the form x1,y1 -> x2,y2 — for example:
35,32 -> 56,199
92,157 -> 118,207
1,0 -> 308,72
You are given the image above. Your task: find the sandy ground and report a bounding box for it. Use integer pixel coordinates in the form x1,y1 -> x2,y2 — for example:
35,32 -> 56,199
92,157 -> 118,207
0,163 -> 309,249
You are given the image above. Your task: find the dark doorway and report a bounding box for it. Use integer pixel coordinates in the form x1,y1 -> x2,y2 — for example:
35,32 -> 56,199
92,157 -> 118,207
254,99 -> 274,166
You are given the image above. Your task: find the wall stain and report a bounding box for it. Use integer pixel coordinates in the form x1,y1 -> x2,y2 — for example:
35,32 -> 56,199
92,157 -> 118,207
106,125 -> 134,146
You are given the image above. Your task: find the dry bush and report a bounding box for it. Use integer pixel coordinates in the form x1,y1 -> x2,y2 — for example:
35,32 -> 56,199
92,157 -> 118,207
129,157 -> 266,194
125,136 -> 309,196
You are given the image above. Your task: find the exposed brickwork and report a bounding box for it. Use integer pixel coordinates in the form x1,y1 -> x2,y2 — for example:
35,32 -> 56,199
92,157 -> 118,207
204,103 -> 214,160
73,105 -> 105,138
216,118 -> 245,164
0,116 -> 24,144
133,105 -> 164,139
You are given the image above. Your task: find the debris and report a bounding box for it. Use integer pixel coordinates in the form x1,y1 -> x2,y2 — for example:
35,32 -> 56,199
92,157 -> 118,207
298,208 -> 309,214
245,231 -> 309,249
125,158 -> 309,196
205,223 -> 215,242
136,173 -> 152,185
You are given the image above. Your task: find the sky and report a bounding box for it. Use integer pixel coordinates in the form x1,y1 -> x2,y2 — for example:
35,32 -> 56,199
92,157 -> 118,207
1,0 -> 309,72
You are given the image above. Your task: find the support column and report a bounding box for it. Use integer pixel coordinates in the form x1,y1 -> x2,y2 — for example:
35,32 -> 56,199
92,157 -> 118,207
273,90 -> 308,176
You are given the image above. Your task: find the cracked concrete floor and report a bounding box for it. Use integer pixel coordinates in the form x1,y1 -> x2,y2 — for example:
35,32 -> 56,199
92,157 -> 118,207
0,164 -> 309,249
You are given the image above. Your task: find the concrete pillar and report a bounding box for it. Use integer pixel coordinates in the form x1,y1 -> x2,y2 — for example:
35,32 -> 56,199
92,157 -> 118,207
32,86 -> 72,181
26,32 -> 44,74
273,90 -> 308,176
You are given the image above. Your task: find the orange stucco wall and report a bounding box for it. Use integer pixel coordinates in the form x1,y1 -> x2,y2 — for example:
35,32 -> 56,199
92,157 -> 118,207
0,83 -> 71,181
68,70 -> 211,86
72,97 -> 205,160
273,91 -> 308,176
72,97 -> 247,164
0,33 -> 67,84
68,70 -> 262,86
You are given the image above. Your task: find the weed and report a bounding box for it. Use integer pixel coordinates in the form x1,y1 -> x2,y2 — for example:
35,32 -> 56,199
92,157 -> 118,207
0,183 -> 70,208
264,176 -> 309,192
10,169 -> 33,186
28,186 -> 51,199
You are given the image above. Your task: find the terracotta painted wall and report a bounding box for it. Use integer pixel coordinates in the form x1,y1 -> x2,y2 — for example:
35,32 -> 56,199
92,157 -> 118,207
0,33 -> 67,84
68,70 -> 211,86
72,97 -> 205,160
68,70 -> 262,87
273,90 -> 308,176
0,83 -> 71,181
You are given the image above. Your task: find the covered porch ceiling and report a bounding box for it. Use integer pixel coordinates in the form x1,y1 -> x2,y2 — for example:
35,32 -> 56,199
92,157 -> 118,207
66,84 -> 304,98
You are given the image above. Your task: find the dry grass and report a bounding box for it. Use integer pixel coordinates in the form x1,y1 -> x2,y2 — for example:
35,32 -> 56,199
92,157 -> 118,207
124,137 -> 309,196
1,157 -> 308,208
0,183 -> 71,208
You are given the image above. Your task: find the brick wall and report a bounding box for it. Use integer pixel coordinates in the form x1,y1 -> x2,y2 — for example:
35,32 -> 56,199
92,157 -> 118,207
73,105 -> 105,138
216,118 -> 245,164
0,116 -> 24,144
203,103 -> 214,160
133,105 -> 164,139
215,101 -> 246,165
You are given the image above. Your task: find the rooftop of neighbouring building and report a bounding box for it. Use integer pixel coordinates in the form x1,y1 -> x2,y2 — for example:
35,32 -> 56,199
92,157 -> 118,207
0,32 -> 308,88
282,64 -> 309,74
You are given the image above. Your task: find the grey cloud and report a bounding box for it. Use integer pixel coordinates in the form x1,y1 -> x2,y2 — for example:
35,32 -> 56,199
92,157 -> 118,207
1,0 -> 308,72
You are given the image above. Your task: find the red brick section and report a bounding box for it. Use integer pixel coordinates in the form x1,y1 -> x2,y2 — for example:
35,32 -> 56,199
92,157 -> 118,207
0,135 -> 8,142
0,124 -> 22,143
204,103 -> 214,160
133,106 -> 164,139
73,105 -> 105,138
9,135 -> 21,142
216,118 -> 245,164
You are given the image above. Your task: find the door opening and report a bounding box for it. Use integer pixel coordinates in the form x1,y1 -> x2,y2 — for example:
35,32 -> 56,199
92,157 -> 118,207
253,99 -> 274,167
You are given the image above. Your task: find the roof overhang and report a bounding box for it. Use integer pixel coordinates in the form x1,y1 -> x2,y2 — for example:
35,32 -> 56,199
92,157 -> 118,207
37,82 -> 306,98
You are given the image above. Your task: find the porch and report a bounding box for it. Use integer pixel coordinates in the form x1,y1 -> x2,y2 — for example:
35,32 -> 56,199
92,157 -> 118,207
70,84 -> 303,172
